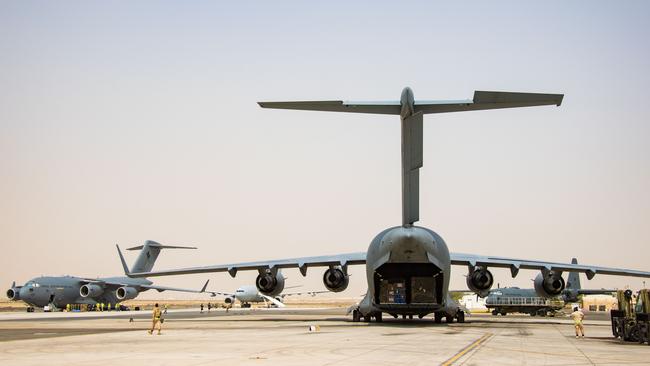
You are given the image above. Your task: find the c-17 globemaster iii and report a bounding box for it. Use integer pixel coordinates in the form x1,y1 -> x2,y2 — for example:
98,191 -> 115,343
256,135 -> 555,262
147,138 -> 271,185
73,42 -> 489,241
485,259 -> 617,316
6,240 -> 215,311
126,87 -> 650,323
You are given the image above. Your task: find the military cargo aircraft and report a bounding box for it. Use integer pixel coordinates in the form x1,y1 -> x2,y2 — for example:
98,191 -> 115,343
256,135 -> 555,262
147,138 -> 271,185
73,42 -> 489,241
6,240 -> 214,310
126,88 -> 650,323
485,258 -> 616,316
215,280 -> 327,308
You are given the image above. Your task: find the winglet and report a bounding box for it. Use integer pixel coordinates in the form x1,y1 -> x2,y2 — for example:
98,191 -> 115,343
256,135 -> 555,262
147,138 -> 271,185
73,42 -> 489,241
200,280 -> 209,293
11,281 -> 15,288
116,244 -> 131,276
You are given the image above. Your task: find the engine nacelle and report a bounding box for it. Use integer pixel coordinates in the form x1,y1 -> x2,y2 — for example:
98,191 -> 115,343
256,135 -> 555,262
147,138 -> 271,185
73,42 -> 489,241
466,267 -> 494,298
256,270 -> 285,296
80,284 -> 104,298
224,296 -> 236,305
116,286 -> 139,301
534,271 -> 565,298
6,287 -> 21,301
323,266 -> 349,292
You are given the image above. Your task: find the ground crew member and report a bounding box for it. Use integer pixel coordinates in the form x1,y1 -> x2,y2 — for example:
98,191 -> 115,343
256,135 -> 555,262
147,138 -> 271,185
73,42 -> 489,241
570,306 -> 585,338
200,303 -> 204,313
207,303 -> 212,312
66,304 -> 70,312
163,304 -> 168,314
148,303 -> 163,335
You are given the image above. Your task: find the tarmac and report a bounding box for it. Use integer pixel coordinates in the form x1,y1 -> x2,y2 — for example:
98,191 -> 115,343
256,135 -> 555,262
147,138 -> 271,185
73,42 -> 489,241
1,307 -> 649,366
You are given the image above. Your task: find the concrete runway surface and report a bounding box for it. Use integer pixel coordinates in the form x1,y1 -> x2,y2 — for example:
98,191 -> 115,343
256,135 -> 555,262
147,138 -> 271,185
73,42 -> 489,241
1,308 -> 649,365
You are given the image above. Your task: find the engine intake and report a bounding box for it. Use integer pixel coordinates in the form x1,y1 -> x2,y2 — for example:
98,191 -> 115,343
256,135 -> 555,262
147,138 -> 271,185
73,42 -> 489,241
116,286 -> 139,301
80,284 -> 104,298
466,267 -> 494,298
323,266 -> 349,292
534,271 -> 565,298
224,296 -> 236,304
6,287 -> 21,301
256,270 -> 285,296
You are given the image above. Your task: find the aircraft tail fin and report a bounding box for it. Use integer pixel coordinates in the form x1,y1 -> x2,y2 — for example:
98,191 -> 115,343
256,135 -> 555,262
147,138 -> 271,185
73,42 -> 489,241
116,245 -> 131,276
126,240 -> 197,274
566,258 -> 582,290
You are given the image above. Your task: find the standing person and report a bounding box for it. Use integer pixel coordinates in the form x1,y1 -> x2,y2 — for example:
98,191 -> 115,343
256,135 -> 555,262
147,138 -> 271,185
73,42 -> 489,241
207,303 -> 212,313
163,304 -> 168,314
200,303 -> 204,313
148,303 -> 163,335
570,306 -> 585,338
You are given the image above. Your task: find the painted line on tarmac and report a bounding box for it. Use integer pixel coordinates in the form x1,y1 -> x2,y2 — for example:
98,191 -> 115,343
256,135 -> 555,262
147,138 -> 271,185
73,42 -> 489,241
440,332 -> 493,366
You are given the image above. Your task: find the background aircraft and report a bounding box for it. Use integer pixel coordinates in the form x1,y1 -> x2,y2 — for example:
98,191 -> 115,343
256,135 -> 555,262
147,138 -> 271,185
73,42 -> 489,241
126,88 -> 650,323
485,258 -> 617,316
216,282 -> 328,308
6,240 -> 214,310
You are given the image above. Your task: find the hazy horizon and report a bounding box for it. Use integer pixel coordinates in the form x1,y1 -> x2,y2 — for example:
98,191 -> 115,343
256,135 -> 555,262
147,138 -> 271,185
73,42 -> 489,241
1,1 -> 649,300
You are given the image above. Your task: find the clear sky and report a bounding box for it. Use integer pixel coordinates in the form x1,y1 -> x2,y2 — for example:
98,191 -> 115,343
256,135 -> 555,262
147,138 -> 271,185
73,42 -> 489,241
1,1 -> 649,299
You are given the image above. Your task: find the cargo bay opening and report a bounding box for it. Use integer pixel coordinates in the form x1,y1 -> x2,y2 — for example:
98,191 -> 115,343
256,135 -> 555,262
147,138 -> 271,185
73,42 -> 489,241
373,263 -> 443,307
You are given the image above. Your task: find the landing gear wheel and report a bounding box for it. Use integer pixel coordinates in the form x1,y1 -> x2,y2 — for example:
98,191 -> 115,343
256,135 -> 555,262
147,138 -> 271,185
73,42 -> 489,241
375,313 -> 383,322
352,309 -> 361,322
409,314 -> 413,320
500,311 -> 507,316
446,315 -> 454,323
491,309 -> 498,316
434,313 -> 443,324
363,315 -> 371,323
457,311 -> 465,323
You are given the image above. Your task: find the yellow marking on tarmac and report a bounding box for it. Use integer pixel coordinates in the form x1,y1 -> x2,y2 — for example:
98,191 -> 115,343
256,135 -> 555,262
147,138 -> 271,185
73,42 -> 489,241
440,332 -> 493,366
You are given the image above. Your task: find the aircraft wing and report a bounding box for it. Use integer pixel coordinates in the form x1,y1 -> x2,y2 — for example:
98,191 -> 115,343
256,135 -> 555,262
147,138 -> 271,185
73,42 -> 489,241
127,249 -> 650,282
281,290 -> 330,297
450,253 -> 650,279
140,280 -> 216,296
127,252 -> 367,278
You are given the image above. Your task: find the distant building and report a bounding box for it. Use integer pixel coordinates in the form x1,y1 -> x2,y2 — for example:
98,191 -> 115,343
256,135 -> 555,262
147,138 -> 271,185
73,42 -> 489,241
581,294 -> 617,313
459,294 -> 487,312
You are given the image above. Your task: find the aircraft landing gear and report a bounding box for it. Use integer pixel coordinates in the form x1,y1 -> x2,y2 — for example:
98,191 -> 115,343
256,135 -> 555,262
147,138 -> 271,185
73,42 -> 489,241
434,312 -> 443,324
456,310 -> 465,323
375,313 -> 383,322
352,309 -> 361,322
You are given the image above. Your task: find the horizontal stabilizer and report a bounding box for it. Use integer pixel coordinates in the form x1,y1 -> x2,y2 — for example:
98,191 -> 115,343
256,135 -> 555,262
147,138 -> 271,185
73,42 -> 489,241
127,242 -> 197,251
258,100 -> 401,115
415,91 -> 563,114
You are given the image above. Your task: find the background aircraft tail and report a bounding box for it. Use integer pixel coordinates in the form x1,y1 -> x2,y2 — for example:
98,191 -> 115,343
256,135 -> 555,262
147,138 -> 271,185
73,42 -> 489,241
566,258 -> 582,290
126,240 -> 197,274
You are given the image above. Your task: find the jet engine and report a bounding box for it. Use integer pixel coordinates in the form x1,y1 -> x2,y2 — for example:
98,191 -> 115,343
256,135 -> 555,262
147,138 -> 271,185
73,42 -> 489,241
466,266 -> 494,298
6,287 -> 21,301
80,284 -> 104,298
116,286 -> 139,301
323,266 -> 349,292
534,271 -> 565,298
256,270 -> 285,296
224,296 -> 236,305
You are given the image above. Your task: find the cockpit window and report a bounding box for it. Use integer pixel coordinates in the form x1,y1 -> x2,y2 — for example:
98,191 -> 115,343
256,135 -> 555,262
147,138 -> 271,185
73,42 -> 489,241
26,282 -> 40,288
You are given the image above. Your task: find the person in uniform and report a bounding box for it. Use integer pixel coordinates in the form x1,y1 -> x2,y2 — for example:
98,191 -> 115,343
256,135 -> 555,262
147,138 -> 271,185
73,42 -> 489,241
570,306 -> 585,338
148,303 -> 163,335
